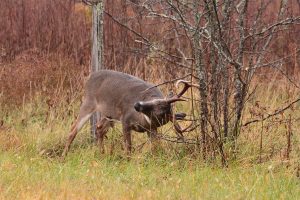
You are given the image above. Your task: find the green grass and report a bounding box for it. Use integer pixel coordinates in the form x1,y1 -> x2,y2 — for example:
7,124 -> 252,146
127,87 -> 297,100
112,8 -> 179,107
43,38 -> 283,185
1,90 -> 300,200
1,148 -> 299,200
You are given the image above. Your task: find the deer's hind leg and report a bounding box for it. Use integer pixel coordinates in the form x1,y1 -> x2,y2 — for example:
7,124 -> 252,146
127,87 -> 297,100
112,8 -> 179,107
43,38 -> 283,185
95,118 -> 114,153
62,100 -> 96,158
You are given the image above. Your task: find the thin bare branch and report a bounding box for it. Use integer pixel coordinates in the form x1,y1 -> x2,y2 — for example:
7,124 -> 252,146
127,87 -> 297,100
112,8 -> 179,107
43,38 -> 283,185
243,97 -> 300,127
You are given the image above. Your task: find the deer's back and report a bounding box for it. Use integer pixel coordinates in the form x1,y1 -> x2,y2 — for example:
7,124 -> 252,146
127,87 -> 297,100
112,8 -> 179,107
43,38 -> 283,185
85,70 -> 163,119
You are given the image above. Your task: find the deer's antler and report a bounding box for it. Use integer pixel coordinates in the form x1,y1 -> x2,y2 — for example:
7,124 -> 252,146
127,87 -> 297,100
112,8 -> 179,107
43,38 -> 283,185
169,80 -> 200,140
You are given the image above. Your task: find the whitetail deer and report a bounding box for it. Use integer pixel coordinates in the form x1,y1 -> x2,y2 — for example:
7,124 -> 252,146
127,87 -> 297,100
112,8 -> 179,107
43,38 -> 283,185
62,70 -> 192,157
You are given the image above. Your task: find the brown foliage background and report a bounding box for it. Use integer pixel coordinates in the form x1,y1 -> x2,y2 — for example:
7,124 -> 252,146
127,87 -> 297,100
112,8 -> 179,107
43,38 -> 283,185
0,0 -> 299,106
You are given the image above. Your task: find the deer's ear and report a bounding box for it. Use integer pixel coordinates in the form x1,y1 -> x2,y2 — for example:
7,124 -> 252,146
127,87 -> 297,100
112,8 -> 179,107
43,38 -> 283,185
134,101 -> 153,113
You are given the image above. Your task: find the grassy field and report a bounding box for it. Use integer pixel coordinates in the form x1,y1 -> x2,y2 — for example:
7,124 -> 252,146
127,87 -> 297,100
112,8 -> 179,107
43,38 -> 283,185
1,150 -> 299,200
1,82 -> 300,200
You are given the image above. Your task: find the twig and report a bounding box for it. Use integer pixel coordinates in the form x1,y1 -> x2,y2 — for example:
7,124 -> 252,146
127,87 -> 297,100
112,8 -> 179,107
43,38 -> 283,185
157,134 -> 201,145
143,73 -> 192,92
104,11 -> 151,44
81,0 -> 107,6
273,63 -> 300,89
104,10 -> 195,70
243,97 -> 300,126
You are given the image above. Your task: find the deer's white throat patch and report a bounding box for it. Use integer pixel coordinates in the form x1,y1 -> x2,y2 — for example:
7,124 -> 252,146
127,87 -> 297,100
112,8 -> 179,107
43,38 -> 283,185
143,114 -> 152,125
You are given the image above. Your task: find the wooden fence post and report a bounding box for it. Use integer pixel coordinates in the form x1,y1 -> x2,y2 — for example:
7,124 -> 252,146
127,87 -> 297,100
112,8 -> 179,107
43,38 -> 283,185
90,1 -> 104,139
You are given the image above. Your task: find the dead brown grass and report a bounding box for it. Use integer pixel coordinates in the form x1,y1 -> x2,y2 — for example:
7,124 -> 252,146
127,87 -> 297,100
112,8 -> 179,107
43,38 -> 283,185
0,128 -> 22,152
0,51 -> 87,106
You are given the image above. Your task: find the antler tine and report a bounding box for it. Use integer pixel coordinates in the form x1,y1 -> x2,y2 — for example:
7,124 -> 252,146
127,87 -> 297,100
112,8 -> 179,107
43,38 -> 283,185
175,80 -> 200,98
171,114 -> 184,140
175,80 -> 190,98
173,119 -> 199,135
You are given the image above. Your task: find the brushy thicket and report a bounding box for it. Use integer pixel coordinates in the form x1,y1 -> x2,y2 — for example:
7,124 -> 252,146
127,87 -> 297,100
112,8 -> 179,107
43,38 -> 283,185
0,0 -> 299,168
1,0 -> 299,105
0,2 -> 300,199
0,0 -> 184,106
0,0 -> 90,106
1,75 -> 300,170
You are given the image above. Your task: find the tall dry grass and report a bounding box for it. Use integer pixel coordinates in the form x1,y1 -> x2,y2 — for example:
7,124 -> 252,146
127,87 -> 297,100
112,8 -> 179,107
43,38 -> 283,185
0,0 -> 91,64
0,74 -> 299,200
1,67 -> 299,166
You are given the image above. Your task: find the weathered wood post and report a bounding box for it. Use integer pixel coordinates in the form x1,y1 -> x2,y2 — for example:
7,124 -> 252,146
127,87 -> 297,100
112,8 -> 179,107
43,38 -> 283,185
90,0 -> 104,139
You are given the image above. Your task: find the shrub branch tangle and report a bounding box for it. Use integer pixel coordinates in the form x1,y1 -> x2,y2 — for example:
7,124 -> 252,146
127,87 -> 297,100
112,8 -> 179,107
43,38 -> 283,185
137,0 -> 299,165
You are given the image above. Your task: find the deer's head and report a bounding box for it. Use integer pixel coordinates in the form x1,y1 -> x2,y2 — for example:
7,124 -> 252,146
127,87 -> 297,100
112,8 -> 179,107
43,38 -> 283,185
133,80 -> 192,126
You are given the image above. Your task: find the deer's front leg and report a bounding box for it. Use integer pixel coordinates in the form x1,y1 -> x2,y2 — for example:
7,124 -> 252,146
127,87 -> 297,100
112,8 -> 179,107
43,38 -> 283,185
146,129 -> 158,142
147,129 -> 160,152
122,126 -> 132,155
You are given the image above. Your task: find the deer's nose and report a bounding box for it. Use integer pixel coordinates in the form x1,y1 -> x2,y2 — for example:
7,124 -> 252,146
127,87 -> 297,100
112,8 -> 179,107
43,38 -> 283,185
134,102 -> 142,112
